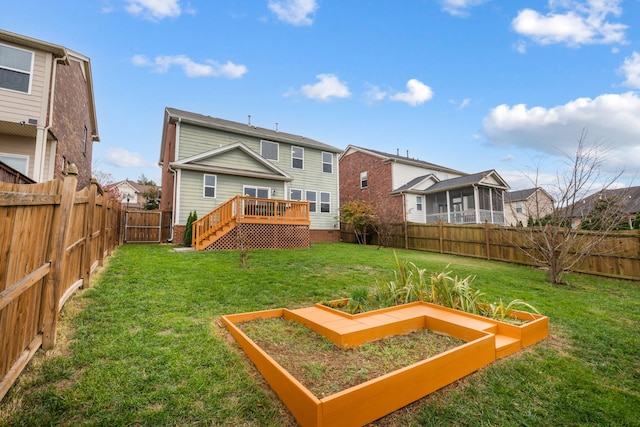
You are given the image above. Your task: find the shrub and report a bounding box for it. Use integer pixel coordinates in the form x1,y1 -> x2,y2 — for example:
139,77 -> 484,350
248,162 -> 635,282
183,211 -> 197,246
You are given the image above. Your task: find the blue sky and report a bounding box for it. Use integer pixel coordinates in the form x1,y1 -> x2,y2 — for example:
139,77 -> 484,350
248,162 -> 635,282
2,0 -> 640,192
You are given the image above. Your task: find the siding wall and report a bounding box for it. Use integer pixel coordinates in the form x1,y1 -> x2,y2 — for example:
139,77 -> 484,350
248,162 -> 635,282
391,162 -> 461,190
0,48 -> 50,124
176,123 -> 339,230
405,193 -> 426,223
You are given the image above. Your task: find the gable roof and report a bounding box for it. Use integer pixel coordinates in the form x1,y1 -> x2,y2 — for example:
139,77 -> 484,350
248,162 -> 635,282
504,187 -> 554,203
106,180 -> 157,194
170,142 -> 293,181
160,107 -> 341,163
392,174 -> 439,193
572,186 -> 640,217
423,170 -> 510,193
341,145 -> 467,176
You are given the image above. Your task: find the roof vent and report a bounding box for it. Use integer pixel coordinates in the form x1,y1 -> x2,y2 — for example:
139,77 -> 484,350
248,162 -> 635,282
247,114 -> 251,126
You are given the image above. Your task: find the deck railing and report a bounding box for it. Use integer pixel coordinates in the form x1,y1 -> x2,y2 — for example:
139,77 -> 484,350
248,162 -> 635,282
192,196 -> 310,248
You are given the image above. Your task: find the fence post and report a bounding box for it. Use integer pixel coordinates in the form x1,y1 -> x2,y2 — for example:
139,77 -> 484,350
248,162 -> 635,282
42,165 -> 78,350
98,191 -> 108,266
485,221 -> 491,261
82,179 -> 98,288
439,221 -> 444,254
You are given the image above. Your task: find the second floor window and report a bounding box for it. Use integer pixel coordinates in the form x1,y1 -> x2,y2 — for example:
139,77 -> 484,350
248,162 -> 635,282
322,152 -> 333,173
261,140 -> 279,161
360,171 -> 368,189
292,146 -> 303,169
0,44 -> 33,93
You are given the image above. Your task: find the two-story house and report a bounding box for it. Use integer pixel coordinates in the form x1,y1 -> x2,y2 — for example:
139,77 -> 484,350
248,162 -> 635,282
159,108 -> 342,248
340,145 -> 510,226
504,187 -> 555,227
0,30 -> 99,189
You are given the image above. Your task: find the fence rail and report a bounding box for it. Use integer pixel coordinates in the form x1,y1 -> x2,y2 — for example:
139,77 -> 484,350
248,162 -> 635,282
342,222 -> 640,280
0,167 -> 122,401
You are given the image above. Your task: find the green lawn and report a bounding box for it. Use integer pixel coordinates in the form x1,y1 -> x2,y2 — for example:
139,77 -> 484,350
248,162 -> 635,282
1,243 -> 639,426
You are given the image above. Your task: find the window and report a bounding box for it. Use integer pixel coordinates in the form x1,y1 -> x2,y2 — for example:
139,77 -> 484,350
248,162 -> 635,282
0,44 -> 33,93
306,191 -> 317,213
261,140 -> 279,161
320,192 -> 330,213
244,186 -> 270,198
0,153 -> 28,174
360,171 -> 368,189
416,195 -> 423,211
82,125 -> 87,155
203,174 -> 216,198
292,146 -> 303,169
322,152 -> 333,173
290,188 -> 302,201
515,201 -> 523,213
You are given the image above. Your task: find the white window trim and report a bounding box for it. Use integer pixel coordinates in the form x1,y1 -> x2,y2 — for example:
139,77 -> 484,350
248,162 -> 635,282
292,146 -> 304,170
260,140 -> 279,162
306,190 -> 317,213
320,191 -> 331,214
360,171 -> 368,189
322,151 -> 333,174
416,195 -> 423,211
243,185 -> 271,199
290,188 -> 303,201
0,152 -> 29,175
203,174 -> 216,198
0,43 -> 34,94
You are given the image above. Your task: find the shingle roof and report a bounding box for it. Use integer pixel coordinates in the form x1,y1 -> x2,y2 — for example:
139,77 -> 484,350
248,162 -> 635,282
505,188 -> 539,202
346,145 -> 466,175
423,170 -> 509,193
573,186 -> 640,216
392,174 -> 434,193
165,107 -> 341,153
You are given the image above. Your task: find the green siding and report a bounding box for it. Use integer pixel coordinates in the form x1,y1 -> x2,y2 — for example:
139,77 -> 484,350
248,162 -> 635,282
176,123 -> 340,230
196,148 -> 274,174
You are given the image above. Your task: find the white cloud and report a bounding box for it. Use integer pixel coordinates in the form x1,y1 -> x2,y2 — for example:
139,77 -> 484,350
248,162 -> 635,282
297,74 -> 351,101
363,84 -> 388,104
105,148 -> 148,168
440,0 -> 489,17
389,79 -> 434,106
512,0 -> 627,47
268,0 -> 318,26
482,92 -> 640,179
619,52 -> 640,88
132,54 -> 247,78
125,0 -> 182,21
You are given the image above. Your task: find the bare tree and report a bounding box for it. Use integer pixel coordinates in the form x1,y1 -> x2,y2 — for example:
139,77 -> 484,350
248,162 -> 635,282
508,129 -> 628,285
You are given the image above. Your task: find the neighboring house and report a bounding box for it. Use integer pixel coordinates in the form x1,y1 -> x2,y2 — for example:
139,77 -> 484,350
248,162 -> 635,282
340,145 -> 510,225
159,108 -> 342,247
569,186 -> 640,229
504,187 -> 555,227
0,29 -> 99,189
106,179 -> 159,210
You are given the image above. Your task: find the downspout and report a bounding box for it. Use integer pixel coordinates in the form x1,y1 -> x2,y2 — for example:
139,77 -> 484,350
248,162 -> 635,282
166,164 -> 177,242
403,192 -> 408,249
44,53 -> 68,176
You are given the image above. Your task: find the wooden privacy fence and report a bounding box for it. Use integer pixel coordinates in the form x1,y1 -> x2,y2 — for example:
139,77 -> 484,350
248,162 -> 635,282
0,166 -> 122,402
342,222 -> 640,280
124,210 -> 172,243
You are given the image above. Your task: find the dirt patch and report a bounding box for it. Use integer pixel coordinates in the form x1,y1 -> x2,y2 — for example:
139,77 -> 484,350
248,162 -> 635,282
237,317 -> 465,398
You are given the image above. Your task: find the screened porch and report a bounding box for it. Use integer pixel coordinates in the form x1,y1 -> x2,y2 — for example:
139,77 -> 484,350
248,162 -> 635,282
424,186 -> 505,225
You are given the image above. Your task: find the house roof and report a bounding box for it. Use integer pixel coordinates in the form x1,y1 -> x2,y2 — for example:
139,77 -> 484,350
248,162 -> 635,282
0,30 -> 100,143
392,174 -> 439,193
341,145 -> 467,176
572,186 -> 640,217
160,107 -> 341,163
169,142 -> 293,181
422,170 -> 510,193
106,179 -> 157,194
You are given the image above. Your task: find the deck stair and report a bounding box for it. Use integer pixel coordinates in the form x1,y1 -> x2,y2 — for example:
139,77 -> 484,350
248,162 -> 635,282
288,302 -> 538,359
191,196 -> 310,250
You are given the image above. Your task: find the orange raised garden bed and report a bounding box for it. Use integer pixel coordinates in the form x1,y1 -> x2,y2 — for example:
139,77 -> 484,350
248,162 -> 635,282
221,301 -> 548,427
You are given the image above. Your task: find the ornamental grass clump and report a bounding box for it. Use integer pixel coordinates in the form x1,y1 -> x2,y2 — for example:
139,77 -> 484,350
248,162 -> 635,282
342,253 -> 540,322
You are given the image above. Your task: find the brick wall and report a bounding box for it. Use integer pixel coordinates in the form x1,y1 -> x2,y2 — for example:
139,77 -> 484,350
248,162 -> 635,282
339,150 -> 404,223
52,58 -> 96,190
310,229 -> 340,242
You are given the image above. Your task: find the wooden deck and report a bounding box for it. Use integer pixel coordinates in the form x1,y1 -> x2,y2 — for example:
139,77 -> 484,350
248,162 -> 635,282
192,196 -> 310,250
